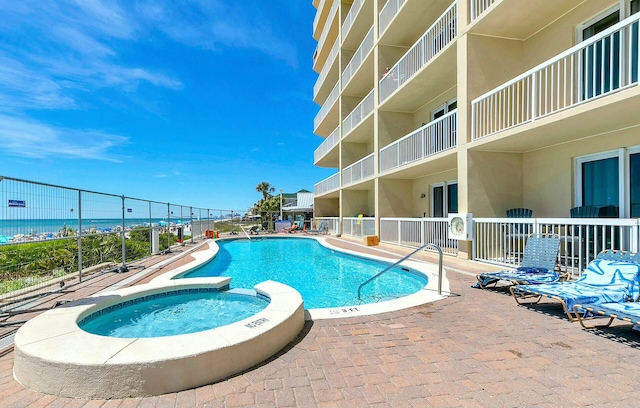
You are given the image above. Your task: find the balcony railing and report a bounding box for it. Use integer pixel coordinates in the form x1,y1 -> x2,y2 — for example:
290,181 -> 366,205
380,217 -> 458,255
314,82 -> 340,130
379,110 -> 457,172
470,0 -> 496,22
314,126 -> 340,163
342,89 -> 374,136
342,27 -> 374,89
474,217 -> 640,278
342,153 -> 375,186
379,0 -> 406,36
314,172 -> 340,195
379,2 -> 457,102
315,0 -> 339,66
343,216 -> 375,238
341,0 -> 365,42
313,39 -> 339,100
472,14 -> 640,140
312,217 -> 340,235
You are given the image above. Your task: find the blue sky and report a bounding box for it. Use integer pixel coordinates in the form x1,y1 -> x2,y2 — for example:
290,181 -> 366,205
0,1 -> 332,212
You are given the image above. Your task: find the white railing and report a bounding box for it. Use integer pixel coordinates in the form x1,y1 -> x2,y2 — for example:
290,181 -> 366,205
315,0 -> 339,66
314,126 -> 340,163
342,89 -> 374,136
312,217 -> 340,235
312,0 -> 327,35
342,153 -> 375,186
474,217 -> 640,278
314,172 -> 340,195
379,110 -> 457,172
470,0 -> 496,22
472,14 -> 640,140
313,39 -> 339,100
343,217 -> 376,238
342,27 -> 374,88
379,2 -> 457,102
341,0 -> 365,42
314,82 -> 340,130
380,217 -> 458,255
379,0 -> 406,36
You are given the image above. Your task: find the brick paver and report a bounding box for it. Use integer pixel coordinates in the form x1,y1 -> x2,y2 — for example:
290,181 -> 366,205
1,236 -> 640,407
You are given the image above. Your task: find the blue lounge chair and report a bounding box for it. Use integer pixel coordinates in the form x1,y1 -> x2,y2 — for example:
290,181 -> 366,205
510,250 -> 640,321
474,234 -> 560,289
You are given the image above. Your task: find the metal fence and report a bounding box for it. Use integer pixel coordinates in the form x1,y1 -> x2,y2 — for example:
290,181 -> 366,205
380,217 -> 459,256
474,217 -> 640,278
0,176 -> 237,311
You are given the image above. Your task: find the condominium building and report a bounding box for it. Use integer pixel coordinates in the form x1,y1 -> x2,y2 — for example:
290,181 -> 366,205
311,0 -> 640,263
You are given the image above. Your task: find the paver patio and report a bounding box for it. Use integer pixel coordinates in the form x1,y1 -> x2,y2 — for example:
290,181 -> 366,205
1,236 -> 639,407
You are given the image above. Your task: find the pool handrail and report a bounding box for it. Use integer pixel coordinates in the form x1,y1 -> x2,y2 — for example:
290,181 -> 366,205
357,243 -> 443,301
239,225 -> 251,241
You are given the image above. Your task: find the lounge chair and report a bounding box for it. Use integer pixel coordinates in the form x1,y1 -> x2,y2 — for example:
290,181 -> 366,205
474,234 -> 560,289
510,250 -> 640,321
248,225 -> 259,235
305,221 -> 328,235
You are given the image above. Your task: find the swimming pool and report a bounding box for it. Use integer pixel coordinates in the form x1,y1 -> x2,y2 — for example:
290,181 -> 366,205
175,237 -> 428,309
79,289 -> 269,338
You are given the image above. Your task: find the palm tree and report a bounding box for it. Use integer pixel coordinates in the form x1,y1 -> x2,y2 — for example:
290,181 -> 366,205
255,181 -> 275,202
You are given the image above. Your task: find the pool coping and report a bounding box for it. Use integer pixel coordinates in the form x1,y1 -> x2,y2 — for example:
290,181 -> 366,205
152,235 -> 450,320
13,278 -> 305,399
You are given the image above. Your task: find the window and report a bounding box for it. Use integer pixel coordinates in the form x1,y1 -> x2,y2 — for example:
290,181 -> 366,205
430,181 -> 458,217
431,99 -> 457,120
575,147 -> 640,217
580,9 -> 621,99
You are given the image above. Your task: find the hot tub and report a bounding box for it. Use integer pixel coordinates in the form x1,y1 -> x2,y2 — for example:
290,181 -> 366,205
13,278 -> 304,399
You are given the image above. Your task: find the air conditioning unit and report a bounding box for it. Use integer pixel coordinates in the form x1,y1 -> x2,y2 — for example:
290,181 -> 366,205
447,213 -> 473,241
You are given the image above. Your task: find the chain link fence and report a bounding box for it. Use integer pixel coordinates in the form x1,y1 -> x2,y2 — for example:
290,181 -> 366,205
0,176 -> 240,312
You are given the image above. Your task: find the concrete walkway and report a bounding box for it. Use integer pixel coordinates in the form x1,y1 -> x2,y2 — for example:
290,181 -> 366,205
1,237 -> 640,407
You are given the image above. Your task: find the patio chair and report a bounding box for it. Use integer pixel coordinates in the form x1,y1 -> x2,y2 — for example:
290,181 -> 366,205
474,234 -> 560,289
305,221 -> 328,235
510,250 -> 640,321
248,225 -> 259,235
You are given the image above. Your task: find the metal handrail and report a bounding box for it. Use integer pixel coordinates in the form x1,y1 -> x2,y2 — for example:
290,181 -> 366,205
357,243 -> 443,300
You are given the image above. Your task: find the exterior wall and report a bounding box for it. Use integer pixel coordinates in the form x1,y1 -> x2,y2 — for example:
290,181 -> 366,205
466,151 -> 523,217
312,0 -> 640,252
378,179 -> 413,217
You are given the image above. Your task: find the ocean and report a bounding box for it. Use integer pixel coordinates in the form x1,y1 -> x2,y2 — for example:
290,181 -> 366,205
0,218 -> 186,238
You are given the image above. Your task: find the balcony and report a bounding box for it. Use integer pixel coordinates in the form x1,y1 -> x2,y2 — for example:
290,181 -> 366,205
471,14 -> 640,142
314,82 -> 340,136
313,39 -> 339,104
379,2 -> 457,104
342,153 -> 375,186
342,0 -> 364,43
379,0 -> 407,37
314,126 -> 340,166
380,110 -> 457,173
314,172 -> 340,196
342,27 -> 374,91
342,89 -> 374,138
313,0 -> 339,72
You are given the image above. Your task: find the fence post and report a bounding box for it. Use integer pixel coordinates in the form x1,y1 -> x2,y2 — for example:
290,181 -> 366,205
121,195 -> 127,271
148,201 -> 152,257
632,221 -> 640,253
77,191 -> 83,282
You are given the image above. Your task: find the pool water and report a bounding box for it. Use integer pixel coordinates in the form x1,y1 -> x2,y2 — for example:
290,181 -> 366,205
178,238 -> 428,308
79,289 -> 268,338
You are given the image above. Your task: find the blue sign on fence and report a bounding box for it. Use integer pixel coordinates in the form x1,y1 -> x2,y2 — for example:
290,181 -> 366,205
8,200 -> 26,208
127,208 -> 132,212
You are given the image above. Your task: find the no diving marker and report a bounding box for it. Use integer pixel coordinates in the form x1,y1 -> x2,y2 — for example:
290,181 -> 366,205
245,317 -> 269,328
329,307 -> 360,315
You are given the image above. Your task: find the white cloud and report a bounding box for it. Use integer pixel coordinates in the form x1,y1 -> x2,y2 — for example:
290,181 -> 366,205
0,114 -> 128,161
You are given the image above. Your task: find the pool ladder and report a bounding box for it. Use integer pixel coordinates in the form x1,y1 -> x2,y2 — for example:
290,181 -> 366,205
357,243 -> 443,301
